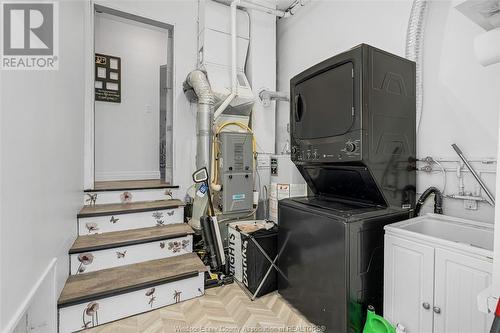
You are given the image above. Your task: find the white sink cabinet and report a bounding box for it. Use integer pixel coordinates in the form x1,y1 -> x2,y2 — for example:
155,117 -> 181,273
384,213 -> 494,333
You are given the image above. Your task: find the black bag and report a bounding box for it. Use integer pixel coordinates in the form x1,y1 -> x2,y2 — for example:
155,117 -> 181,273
240,227 -> 278,297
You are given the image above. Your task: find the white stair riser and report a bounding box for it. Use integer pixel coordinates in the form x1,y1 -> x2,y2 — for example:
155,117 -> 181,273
70,235 -> 193,275
84,189 -> 177,205
78,208 -> 183,235
58,272 -> 204,333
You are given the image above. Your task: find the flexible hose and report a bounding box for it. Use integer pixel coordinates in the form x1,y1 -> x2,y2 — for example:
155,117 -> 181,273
405,0 -> 428,133
415,186 -> 443,215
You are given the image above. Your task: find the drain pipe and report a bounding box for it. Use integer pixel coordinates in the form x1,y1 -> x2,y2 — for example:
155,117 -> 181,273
214,0 -> 239,120
185,70 -> 215,172
415,187 -> 443,215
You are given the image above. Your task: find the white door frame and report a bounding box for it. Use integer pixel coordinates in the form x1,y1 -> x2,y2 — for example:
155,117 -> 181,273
83,0 -> 95,190
83,1 -> 175,190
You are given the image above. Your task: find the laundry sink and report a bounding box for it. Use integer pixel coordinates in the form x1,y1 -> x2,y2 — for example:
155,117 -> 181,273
385,213 -> 494,255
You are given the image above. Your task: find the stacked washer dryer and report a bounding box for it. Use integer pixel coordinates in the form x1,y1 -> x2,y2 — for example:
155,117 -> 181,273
277,44 -> 416,333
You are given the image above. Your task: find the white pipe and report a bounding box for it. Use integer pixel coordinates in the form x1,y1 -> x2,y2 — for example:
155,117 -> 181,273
446,194 -> 487,202
214,0 -> 240,120
214,0 -> 293,120
240,0 -> 286,17
212,0 -> 287,17
259,90 -> 289,102
231,0 -> 238,97
281,0 -> 310,18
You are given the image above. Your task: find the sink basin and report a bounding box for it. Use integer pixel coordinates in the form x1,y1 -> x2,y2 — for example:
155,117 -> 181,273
385,213 -> 494,254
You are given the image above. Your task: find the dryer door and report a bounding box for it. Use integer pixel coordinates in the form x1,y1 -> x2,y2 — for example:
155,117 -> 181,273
293,61 -> 354,140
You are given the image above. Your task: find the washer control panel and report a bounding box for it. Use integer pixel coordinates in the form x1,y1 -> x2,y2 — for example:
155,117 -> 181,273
292,138 -> 361,162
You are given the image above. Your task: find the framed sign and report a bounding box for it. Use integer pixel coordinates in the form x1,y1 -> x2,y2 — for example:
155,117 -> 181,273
95,54 -> 121,103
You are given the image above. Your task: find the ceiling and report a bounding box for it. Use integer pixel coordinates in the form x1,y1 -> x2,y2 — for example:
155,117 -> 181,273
213,0 -> 297,11
456,0 -> 500,31
275,0 -> 296,10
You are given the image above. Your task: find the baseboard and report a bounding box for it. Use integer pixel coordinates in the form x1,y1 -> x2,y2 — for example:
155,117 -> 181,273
4,258 -> 57,333
95,171 -> 161,182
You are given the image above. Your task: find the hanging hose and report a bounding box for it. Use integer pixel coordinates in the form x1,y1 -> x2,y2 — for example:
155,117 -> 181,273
405,0 -> 428,133
415,186 -> 443,215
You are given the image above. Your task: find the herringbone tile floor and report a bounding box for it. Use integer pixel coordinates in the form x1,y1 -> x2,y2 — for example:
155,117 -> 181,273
86,283 -> 315,333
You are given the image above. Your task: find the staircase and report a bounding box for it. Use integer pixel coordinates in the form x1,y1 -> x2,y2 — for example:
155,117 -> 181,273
58,181 -> 207,333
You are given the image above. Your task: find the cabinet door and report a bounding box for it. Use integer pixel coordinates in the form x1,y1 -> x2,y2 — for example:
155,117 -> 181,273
384,235 -> 435,333
434,248 -> 493,333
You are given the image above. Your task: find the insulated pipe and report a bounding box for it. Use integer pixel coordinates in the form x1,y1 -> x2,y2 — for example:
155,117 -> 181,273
185,70 -> 215,171
405,0 -> 428,133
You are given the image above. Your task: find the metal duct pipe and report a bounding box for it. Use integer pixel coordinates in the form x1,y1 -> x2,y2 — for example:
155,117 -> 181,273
405,0 -> 428,133
185,70 -> 215,171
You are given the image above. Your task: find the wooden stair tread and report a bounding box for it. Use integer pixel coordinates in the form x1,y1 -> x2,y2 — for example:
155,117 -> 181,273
69,223 -> 194,253
78,199 -> 184,218
58,253 -> 207,307
87,179 -> 179,192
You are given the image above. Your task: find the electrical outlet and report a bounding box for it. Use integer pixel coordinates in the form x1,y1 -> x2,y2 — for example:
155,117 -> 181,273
464,199 -> 478,210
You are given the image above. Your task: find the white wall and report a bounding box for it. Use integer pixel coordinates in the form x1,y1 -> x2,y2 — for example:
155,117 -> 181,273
94,0 -> 198,193
245,3 -> 277,207
94,13 -> 168,181
246,2 -> 277,156
417,0 -> 500,222
276,0 -> 500,223
0,1 -> 85,330
494,109 -> 500,300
